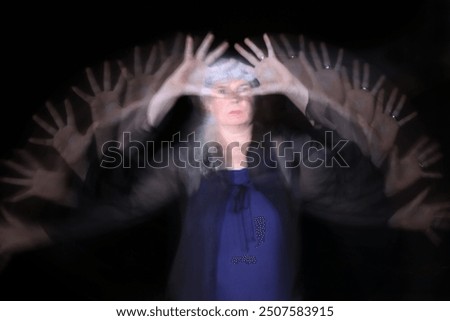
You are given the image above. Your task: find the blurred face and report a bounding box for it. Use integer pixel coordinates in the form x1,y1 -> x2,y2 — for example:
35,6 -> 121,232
203,79 -> 254,127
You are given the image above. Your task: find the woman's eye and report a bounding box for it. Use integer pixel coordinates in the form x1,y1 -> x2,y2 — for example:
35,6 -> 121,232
217,88 -> 227,94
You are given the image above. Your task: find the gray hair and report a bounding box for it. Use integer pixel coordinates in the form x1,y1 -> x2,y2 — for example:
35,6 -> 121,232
204,57 -> 259,87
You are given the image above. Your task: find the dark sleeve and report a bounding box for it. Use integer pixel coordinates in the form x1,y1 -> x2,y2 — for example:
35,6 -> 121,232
296,128 -> 394,227
42,144 -> 185,243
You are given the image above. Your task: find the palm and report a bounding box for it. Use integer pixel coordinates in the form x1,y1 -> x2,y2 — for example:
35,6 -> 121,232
271,34 -> 314,90
389,188 -> 450,245
316,69 -> 344,104
385,137 -> 443,195
345,89 -> 374,122
0,151 -> 71,205
53,126 -> 91,166
29,100 -> 94,171
253,57 -> 297,93
72,61 -> 125,126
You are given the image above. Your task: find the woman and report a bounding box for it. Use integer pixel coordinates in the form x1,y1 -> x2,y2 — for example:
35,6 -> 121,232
0,33 -> 391,300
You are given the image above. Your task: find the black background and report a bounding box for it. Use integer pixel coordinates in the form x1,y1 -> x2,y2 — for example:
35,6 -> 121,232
0,0 -> 449,300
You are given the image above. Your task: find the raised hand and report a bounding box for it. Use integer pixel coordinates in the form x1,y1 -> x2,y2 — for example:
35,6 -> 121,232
270,34 -> 347,129
72,61 -> 126,127
0,150 -> 76,207
147,32 -> 229,127
307,41 -> 345,105
342,59 -> 385,125
304,40 -> 346,129
167,32 -> 228,95
118,33 -> 184,107
0,205 -> 50,256
388,188 -> 450,246
271,34 -> 314,90
29,100 -> 95,179
316,66 -> 369,150
384,136 -> 443,196
234,33 -> 309,113
357,89 -> 418,167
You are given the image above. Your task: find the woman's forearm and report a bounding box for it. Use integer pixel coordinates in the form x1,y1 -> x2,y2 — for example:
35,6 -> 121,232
147,80 -> 183,128
283,77 -> 309,114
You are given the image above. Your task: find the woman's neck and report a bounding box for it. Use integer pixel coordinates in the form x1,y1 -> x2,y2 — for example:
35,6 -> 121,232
217,123 -> 253,169
217,123 -> 253,146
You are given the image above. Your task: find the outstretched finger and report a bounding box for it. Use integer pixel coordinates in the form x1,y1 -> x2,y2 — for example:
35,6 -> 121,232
84,121 -> 97,139
279,33 -> 295,58
103,61 -> 112,91
408,187 -> 431,210
421,152 -> 443,167
0,160 -> 33,177
356,113 -> 372,134
352,60 -> 361,90
170,32 -> 184,57
374,89 -> 385,115
334,48 -> 344,71
113,73 -> 126,94
320,42 -> 331,70
298,34 -> 306,53
117,60 -> 132,81
429,215 -> 450,236
298,51 -> 317,86
392,94 -> 407,118
204,41 -> 229,65
361,63 -> 370,90
195,32 -> 215,60
244,37 -> 266,60
430,202 -> 450,214
270,36 -> 288,59
234,43 -> 259,66
14,150 -> 40,169
65,99 -> 76,127
145,45 -> 158,74
45,101 -> 65,129
421,171 -> 444,179
28,137 -> 53,147
308,41 -> 322,71
86,68 -> 101,94
340,67 -> 352,93
154,56 -> 175,81
184,35 -> 194,59
158,40 -> 168,59
388,146 -> 400,168
72,86 -> 92,103
409,136 -> 430,155
398,111 -> 418,126
385,87 -> 398,115
32,115 -> 57,136
419,142 -> 440,158
371,75 -> 386,96
0,177 -> 32,187
424,228 -> 442,247
263,33 -> 275,58
0,206 -> 23,225
7,190 -> 33,203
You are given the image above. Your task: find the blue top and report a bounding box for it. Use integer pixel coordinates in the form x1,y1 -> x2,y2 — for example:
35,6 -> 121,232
215,168 -> 291,300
